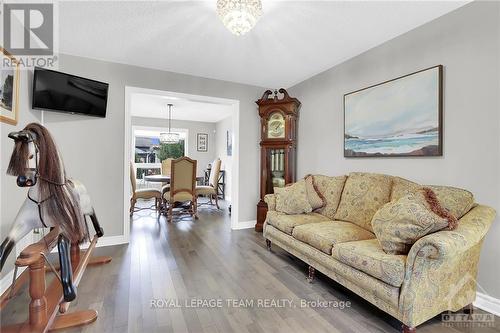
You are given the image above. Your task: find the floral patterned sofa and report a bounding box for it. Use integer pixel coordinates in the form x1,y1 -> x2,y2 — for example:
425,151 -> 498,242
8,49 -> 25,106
263,172 -> 495,333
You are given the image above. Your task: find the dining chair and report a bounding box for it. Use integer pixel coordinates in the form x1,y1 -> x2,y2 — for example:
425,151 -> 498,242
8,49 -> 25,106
163,157 -> 198,222
130,162 -> 162,216
161,158 -> 173,197
196,158 -> 221,209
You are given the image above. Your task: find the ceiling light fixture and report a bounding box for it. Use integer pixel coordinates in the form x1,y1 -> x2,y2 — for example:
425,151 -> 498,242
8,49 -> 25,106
216,0 -> 263,36
160,104 -> 180,144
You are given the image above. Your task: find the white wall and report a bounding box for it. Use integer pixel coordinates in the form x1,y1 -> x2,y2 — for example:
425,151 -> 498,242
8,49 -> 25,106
288,2 -> 500,298
132,116 -> 216,177
215,116 -> 233,201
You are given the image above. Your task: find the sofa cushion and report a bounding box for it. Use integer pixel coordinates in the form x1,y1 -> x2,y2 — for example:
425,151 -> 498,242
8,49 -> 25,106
274,180 -> 312,215
332,239 -> 406,287
334,172 -> 393,232
372,188 -> 455,255
264,224 -> 400,309
304,175 -> 326,210
313,175 -> 347,220
265,211 -> 330,235
292,221 -> 375,255
391,177 -> 475,219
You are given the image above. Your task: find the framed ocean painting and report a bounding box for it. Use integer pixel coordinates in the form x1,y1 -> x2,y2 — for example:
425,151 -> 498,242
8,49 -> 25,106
344,65 -> 442,157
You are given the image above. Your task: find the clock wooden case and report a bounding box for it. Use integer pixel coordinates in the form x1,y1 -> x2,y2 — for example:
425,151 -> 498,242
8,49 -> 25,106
255,89 -> 301,232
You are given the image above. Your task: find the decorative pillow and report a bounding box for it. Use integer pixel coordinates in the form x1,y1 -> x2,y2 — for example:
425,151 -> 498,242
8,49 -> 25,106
264,194 -> 276,211
372,188 -> 457,255
304,175 -> 326,210
313,175 -> 347,220
274,180 -> 313,215
391,176 -> 475,219
334,172 -> 392,232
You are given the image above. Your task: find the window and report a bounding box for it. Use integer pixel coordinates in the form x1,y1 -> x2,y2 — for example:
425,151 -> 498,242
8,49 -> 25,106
133,129 -> 187,184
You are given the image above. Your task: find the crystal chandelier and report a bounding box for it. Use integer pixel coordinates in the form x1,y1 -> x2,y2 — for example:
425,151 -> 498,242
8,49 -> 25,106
216,0 -> 263,36
160,104 -> 180,144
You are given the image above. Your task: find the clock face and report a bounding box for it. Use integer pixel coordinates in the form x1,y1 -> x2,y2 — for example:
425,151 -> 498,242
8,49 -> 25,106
267,112 -> 285,139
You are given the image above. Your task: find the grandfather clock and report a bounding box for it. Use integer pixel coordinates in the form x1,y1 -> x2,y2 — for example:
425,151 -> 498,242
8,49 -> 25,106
255,89 -> 301,232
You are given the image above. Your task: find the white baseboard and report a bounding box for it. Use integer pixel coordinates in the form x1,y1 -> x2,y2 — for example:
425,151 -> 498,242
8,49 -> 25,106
475,292 -> 500,316
50,234 -> 129,253
0,234 -> 128,295
231,220 -> 256,230
83,235 -> 129,249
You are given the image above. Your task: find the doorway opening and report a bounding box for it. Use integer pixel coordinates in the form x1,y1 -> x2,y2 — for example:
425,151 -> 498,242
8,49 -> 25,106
124,86 -> 240,239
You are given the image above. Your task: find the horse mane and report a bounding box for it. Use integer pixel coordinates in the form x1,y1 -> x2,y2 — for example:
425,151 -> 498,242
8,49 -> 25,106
7,123 -> 88,243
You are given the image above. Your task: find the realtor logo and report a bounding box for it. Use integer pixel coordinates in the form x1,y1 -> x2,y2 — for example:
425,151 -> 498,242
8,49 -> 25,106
1,2 -> 58,69
2,3 -> 53,55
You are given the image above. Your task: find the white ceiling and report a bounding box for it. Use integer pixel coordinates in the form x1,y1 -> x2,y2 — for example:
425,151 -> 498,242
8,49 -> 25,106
131,93 -> 234,122
59,1 -> 468,88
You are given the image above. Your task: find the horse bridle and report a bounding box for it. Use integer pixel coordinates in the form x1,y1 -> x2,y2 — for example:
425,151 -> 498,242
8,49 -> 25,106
8,130 -> 40,187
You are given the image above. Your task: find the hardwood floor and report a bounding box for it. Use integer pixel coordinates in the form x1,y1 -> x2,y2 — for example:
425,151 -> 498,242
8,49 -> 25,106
2,200 -> 499,333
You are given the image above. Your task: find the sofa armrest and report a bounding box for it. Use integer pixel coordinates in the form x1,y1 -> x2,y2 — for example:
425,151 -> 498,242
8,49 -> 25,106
407,205 -> 495,261
399,205 -> 496,327
264,194 -> 276,211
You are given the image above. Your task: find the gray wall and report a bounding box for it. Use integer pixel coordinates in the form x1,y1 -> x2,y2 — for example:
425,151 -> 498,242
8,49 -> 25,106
289,1 -> 500,298
0,70 -> 41,278
132,116 -> 216,177
215,116 -> 233,201
0,54 -> 263,267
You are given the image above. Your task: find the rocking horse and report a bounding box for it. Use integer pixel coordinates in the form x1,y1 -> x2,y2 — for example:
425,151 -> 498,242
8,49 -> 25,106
0,123 -> 111,332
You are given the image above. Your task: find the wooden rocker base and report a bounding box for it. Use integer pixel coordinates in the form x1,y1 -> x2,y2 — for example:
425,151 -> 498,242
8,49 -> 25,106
87,255 -> 112,266
45,255 -> 112,274
1,231 -> 111,333
50,309 -> 98,331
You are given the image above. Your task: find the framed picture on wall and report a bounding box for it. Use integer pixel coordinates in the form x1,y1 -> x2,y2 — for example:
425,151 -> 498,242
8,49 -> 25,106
226,130 -> 232,156
197,133 -> 208,152
0,48 -> 20,125
344,65 -> 443,157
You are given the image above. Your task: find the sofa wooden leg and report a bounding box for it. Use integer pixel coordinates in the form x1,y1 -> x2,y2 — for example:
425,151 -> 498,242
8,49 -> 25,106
402,324 -> 416,333
462,303 -> 474,314
307,265 -> 315,283
266,239 -> 271,251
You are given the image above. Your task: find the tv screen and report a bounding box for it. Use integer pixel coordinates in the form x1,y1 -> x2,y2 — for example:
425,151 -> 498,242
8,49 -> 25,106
32,67 -> 109,117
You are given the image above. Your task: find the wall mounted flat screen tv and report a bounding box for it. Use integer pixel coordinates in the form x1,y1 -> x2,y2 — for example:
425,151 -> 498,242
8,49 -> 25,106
32,67 -> 109,117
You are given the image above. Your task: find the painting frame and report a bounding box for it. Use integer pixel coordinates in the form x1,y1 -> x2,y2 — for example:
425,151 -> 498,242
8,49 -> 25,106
197,133 -> 208,152
0,47 -> 20,126
344,65 -> 443,158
